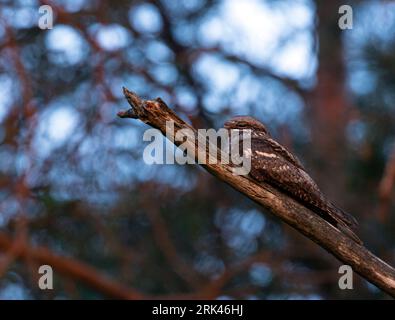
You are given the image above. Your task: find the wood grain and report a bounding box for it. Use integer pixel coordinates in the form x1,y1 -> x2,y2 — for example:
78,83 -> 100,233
118,87 -> 395,298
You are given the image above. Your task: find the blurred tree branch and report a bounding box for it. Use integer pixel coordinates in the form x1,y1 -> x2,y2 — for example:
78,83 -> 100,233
378,146 -> 395,222
0,232 -> 145,299
139,185 -> 203,289
118,88 -> 395,298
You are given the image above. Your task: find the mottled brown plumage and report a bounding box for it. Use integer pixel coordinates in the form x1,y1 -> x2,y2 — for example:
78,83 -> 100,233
224,116 -> 361,244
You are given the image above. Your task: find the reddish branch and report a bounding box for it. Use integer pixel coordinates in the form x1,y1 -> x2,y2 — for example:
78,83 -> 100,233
140,189 -> 202,289
0,232 -> 144,300
118,88 -> 395,298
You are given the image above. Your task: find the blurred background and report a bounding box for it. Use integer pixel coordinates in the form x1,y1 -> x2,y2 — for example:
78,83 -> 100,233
0,0 -> 394,299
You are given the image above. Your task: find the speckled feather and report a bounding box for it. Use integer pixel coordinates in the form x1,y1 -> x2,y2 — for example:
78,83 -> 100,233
225,116 -> 360,243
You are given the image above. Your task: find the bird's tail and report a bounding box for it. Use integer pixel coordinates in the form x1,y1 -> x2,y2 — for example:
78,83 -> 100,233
327,202 -> 362,245
329,202 -> 358,230
336,222 -> 363,245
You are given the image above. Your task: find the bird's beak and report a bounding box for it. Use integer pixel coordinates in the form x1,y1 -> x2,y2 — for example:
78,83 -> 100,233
223,122 -> 233,130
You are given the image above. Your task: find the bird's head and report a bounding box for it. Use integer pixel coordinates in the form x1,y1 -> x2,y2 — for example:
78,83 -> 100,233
224,116 -> 269,136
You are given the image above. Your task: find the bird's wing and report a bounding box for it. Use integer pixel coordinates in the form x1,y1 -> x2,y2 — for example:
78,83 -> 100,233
264,137 -> 305,170
249,138 -> 359,233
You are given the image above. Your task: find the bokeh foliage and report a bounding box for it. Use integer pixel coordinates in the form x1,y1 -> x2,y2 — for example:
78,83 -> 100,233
0,0 -> 394,299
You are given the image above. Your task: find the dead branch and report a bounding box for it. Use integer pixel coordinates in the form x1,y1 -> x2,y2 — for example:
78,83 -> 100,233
118,87 -> 395,298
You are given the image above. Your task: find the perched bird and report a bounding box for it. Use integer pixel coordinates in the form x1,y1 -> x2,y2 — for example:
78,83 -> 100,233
224,116 -> 361,244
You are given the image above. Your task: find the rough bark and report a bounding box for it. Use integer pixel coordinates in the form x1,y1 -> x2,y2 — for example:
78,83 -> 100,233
118,88 -> 395,298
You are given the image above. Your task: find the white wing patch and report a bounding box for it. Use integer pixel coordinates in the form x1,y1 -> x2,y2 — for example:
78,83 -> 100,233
255,151 -> 278,158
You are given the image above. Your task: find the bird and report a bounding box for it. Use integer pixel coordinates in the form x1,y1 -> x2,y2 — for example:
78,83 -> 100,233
223,115 -> 361,244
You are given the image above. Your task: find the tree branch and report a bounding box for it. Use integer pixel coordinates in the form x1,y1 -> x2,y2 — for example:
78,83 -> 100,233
118,87 -> 395,298
0,232 -> 145,300
378,146 -> 395,222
